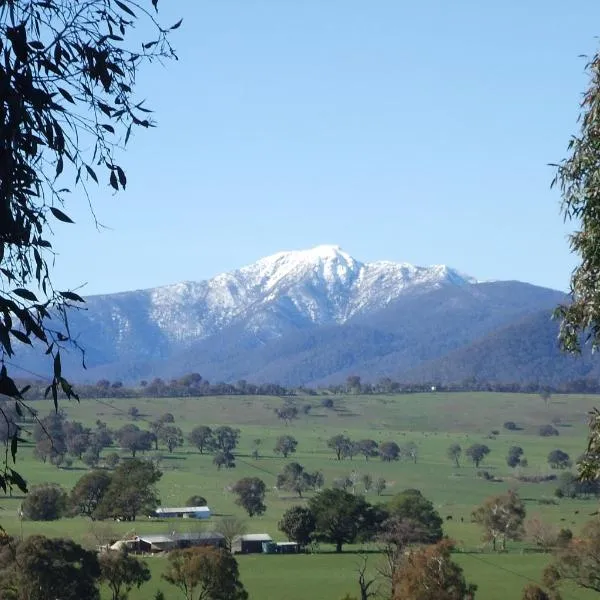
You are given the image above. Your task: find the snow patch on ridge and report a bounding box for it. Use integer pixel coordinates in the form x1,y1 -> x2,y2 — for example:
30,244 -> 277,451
105,245 -> 477,344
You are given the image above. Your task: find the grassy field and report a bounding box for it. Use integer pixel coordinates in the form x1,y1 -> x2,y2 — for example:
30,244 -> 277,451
2,391 -> 599,599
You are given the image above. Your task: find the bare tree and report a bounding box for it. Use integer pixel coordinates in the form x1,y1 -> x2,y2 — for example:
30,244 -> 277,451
376,517 -> 424,597
356,554 -> 378,600
217,517 -> 247,553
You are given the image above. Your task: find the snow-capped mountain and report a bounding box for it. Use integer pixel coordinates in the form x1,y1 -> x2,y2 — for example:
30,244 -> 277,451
110,244 -> 476,345
19,245 -> 571,386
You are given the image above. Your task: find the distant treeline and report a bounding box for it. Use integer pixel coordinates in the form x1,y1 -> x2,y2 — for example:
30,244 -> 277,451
11,372 -> 600,401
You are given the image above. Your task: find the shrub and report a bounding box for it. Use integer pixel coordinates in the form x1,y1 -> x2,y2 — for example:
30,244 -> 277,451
539,425 -> 559,437
547,449 -> 572,469
22,483 -> 67,521
186,495 -> 208,506
504,421 -> 518,431
556,528 -> 573,548
517,474 -> 556,484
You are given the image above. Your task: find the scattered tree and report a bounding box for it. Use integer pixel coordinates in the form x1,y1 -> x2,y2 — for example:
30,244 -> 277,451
507,446 -> 525,468
251,438 -> 261,460
321,397 -> 335,409
70,470 -> 112,519
213,451 -> 236,470
447,443 -> 462,468
162,547 -> 248,600
232,477 -> 266,517
525,516 -> 558,553
188,426 -> 214,454
96,459 -> 161,521
328,434 -> 352,460
379,441 -> 401,462
214,426 -> 240,453
377,516 -> 425,596
115,425 -> 153,457
362,473 -> 373,493
276,462 -> 315,497
275,404 -> 299,425
274,434 -> 298,458
217,517 -> 247,553
547,449 -> 572,469
375,477 -> 387,496
402,441 -> 419,464
357,439 -> 379,461
186,495 -> 208,507
504,421 -> 518,431
82,447 -> 100,468
308,489 -> 376,552
127,407 -> 140,421
356,554 -> 378,600
472,490 -> 526,551
538,425 -> 559,437
543,520 -> 600,594
466,443 -> 491,468
278,506 -> 316,547
99,549 -> 151,600
158,425 -> 184,453
387,489 -> 443,543
392,540 -> 477,600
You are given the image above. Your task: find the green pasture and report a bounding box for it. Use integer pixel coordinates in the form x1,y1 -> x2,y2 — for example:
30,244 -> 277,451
2,391 -> 599,599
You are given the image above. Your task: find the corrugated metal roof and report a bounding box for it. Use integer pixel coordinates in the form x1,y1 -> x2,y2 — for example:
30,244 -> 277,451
236,534 -> 272,542
155,506 -> 210,514
138,534 -> 173,544
137,531 -> 223,544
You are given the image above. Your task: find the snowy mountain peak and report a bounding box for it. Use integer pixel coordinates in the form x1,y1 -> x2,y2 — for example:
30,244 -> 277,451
88,247 -> 478,351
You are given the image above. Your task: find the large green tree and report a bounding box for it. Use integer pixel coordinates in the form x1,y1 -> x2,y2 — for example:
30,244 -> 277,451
278,506 -> 316,547
0,0 -> 178,492
96,459 -> 161,521
231,477 -> 266,517
22,482 -> 67,521
162,547 -> 248,600
99,549 -> 151,600
0,535 -> 101,600
387,489 -> 443,544
69,470 -> 112,519
308,488 -> 377,552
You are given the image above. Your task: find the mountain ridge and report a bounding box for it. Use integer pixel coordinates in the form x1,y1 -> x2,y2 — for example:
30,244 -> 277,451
14,245 -> 585,386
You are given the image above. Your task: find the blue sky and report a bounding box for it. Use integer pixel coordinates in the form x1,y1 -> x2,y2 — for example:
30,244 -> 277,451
52,1 -> 600,295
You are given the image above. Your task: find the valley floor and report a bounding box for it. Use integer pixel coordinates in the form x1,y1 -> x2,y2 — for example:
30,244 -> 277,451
2,391 -> 598,599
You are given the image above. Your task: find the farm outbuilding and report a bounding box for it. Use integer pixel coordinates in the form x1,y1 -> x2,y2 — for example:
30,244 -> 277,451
276,542 -> 300,554
152,506 -> 211,519
127,532 -> 225,553
232,533 -> 273,554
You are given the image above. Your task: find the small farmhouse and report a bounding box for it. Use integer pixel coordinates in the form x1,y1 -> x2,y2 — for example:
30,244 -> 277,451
232,533 -> 273,554
112,532 -> 225,554
152,506 -> 211,519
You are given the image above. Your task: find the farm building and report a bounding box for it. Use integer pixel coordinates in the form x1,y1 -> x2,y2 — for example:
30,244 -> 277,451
113,532 -> 225,554
152,506 -> 211,519
276,542 -> 300,554
232,533 -> 273,554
